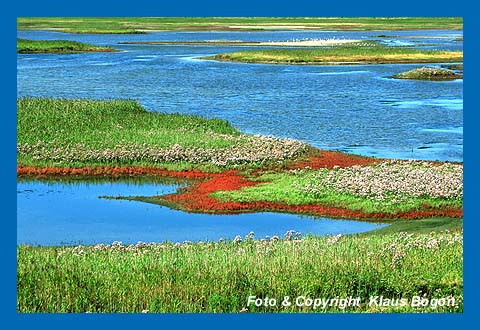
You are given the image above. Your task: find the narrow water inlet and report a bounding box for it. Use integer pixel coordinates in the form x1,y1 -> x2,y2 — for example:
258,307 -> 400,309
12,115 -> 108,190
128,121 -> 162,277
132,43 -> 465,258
17,180 -> 386,246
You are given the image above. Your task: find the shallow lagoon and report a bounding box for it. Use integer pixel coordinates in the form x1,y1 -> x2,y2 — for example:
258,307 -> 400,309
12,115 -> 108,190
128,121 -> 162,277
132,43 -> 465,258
17,29 -> 463,162
17,180 -> 385,245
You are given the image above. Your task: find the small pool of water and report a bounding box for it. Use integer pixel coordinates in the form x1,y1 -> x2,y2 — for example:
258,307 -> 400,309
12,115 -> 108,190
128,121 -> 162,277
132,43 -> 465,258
17,180 -> 386,246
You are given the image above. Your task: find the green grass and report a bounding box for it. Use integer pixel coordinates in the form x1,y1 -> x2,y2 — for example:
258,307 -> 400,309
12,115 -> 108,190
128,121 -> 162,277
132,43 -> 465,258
17,98 -> 308,170
17,98 -> 238,149
17,226 -> 462,313
17,38 -> 115,54
364,217 -> 463,235
211,42 -> 463,65
392,67 -> 463,81
17,17 -> 463,34
17,98 -> 241,169
212,168 -> 462,215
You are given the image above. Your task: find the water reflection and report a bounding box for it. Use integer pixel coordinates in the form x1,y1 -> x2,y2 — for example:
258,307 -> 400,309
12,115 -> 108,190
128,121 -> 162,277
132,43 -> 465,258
17,180 -> 386,246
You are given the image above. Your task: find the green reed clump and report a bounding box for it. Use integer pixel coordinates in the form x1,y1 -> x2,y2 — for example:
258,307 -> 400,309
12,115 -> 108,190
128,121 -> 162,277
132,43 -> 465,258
17,229 -> 462,313
17,98 -> 308,169
17,38 -> 115,53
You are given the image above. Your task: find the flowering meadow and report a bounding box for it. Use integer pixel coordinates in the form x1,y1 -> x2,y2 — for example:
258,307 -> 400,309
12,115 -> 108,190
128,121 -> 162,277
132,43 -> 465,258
17,229 -> 462,312
17,135 -> 307,168
212,160 -> 463,216
297,160 -> 462,207
17,98 -> 308,169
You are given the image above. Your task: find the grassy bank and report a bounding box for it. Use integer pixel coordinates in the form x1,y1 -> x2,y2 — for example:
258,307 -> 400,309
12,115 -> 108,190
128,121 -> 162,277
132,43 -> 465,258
364,217 -> 462,235
18,98 -> 462,219
210,42 -> 463,65
17,17 -> 463,34
119,158 -> 462,220
392,67 -> 463,81
211,161 -> 462,216
17,98 -> 308,171
17,38 -> 115,54
17,225 -> 462,313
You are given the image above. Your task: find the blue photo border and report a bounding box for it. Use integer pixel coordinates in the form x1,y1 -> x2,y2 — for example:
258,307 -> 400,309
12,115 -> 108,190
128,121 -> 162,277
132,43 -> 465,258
4,1 -> 475,328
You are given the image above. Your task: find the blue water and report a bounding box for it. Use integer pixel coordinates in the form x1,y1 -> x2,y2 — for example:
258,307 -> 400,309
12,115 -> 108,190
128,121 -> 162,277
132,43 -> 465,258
17,29 -> 463,162
17,180 -> 385,246
16,29 -> 462,245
